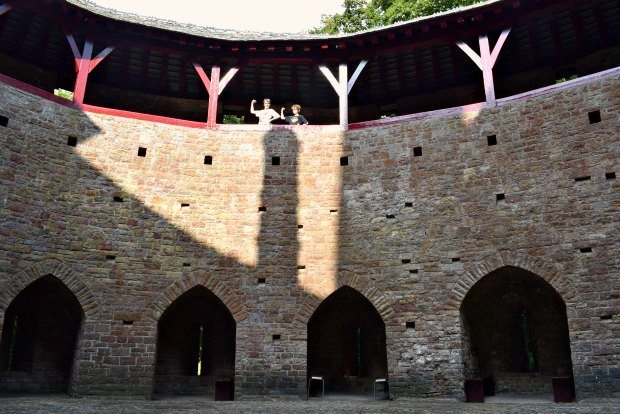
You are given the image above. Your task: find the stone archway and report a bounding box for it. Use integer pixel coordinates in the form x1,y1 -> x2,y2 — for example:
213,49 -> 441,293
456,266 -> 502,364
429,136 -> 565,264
307,286 -> 388,395
459,265 -> 574,395
0,274 -> 85,393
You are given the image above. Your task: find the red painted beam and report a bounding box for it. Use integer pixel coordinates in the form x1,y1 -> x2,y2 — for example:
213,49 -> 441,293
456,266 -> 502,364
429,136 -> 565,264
73,39 -> 93,104
207,65 -> 220,126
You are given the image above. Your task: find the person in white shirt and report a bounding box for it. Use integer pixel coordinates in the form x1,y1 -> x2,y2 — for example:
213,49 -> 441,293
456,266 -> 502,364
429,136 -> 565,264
250,98 -> 280,125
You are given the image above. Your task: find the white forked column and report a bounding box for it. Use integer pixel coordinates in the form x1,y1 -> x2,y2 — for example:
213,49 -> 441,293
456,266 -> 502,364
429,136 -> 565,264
319,60 -> 368,129
456,28 -> 511,107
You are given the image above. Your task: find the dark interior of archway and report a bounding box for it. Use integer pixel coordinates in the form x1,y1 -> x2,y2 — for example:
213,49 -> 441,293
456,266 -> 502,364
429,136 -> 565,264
0,274 -> 83,393
154,286 -> 236,395
307,286 -> 387,395
460,266 -> 573,393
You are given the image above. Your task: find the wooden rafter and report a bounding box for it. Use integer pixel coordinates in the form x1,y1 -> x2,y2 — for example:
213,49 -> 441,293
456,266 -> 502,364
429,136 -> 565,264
193,61 -> 240,125
456,27 -> 511,106
319,60 -> 368,128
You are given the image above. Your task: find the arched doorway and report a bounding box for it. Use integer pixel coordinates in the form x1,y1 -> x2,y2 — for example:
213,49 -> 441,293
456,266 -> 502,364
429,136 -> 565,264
0,275 -> 84,393
307,286 -> 387,395
460,266 -> 573,395
154,286 -> 236,397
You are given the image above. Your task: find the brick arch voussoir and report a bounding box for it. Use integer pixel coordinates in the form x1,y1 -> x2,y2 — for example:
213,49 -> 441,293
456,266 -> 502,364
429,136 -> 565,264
145,269 -> 247,325
0,258 -> 98,317
295,272 -> 396,326
447,251 -> 576,310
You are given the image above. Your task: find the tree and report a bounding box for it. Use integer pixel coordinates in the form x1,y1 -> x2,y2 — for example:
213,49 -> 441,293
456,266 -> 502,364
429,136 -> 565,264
311,0 -> 486,34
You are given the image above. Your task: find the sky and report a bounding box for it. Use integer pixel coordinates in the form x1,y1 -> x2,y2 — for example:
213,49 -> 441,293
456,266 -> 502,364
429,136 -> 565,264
90,0 -> 345,33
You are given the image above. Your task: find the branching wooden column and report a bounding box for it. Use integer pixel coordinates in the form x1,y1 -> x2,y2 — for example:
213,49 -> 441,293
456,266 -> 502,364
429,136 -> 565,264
456,28 -> 511,107
193,62 -> 240,127
65,34 -> 115,105
319,60 -> 368,128
0,2 -> 12,16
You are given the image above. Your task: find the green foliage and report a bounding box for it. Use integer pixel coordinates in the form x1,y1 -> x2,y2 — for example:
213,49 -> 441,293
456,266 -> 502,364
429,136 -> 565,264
54,88 -> 74,101
555,74 -> 579,84
311,0 -> 486,34
223,114 -> 245,124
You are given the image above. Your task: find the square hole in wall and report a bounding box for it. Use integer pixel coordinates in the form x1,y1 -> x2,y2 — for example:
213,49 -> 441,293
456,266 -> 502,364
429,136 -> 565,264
297,224 -> 304,229
67,136 -> 78,147
181,203 -> 190,208
258,206 -> 267,212
409,269 -> 418,274
496,193 -> 505,202
183,263 -> 191,267
297,265 -> 306,270
452,257 -> 461,262
386,214 -> 395,219
487,135 -> 497,146
579,247 -> 592,253
272,334 -> 281,341
413,147 -> 422,157
340,156 -> 349,166
406,322 -> 415,330
204,155 -> 213,165
122,320 -> 134,326
405,202 -> 413,207
257,277 -> 266,284
605,172 -> 616,180
401,259 -> 411,264
330,209 -> 338,214
137,147 -> 147,157
272,156 -> 280,165
574,176 -> 591,182
106,255 -> 116,261
113,196 -> 124,202
0,115 -> 8,127
600,315 -> 613,320
588,110 -> 601,124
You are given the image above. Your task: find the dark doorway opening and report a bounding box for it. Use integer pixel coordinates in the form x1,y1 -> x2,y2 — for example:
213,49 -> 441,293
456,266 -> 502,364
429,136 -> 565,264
308,286 -> 387,396
154,286 -> 236,397
460,266 -> 574,395
0,275 -> 83,393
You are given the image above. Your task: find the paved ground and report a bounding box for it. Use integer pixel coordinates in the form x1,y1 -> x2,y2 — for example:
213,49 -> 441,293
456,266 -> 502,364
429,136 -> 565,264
0,395 -> 619,414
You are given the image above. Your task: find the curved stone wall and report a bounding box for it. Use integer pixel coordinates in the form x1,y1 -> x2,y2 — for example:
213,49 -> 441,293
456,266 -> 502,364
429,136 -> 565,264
0,71 -> 618,397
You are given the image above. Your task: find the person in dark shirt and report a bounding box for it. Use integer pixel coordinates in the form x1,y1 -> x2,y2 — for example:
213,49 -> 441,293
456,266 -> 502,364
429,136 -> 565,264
280,104 -> 309,125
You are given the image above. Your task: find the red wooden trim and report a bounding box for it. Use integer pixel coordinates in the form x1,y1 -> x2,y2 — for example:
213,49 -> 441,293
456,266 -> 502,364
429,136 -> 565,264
193,61 -> 211,91
82,104 -> 207,129
65,33 -> 81,72
73,40 -> 93,105
89,46 -> 115,73
207,66 -> 220,126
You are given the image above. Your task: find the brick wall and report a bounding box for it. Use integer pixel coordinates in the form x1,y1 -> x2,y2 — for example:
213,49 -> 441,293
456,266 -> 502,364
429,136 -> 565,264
0,72 -> 617,398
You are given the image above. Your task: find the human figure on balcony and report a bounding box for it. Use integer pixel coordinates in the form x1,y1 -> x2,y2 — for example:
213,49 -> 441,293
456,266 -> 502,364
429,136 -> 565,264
280,104 -> 309,125
250,98 -> 280,125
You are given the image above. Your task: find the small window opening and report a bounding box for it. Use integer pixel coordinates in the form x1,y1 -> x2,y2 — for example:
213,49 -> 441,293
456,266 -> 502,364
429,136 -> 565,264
272,156 -> 280,165
340,156 -> 349,166
588,110 -> 601,124
67,136 -> 78,147
196,325 -> 204,376
106,255 -> 116,260
413,147 -> 422,157
520,310 -> 537,372
605,172 -> 616,180
257,277 -> 266,284
579,247 -> 592,253
401,259 -> 411,264
409,269 -> 418,274
405,202 -> 413,207
6,315 -> 18,371
137,147 -> 147,157
386,214 -> 395,219
574,176 -> 591,182
0,115 -> 8,127
258,206 -> 267,212
600,315 -> 613,320
487,135 -> 497,146
452,257 -> 460,262
406,321 -> 415,330
204,155 -> 213,165
496,193 -> 505,202
113,196 -> 124,202
272,334 -> 281,341
122,320 -> 134,326
183,263 -> 191,267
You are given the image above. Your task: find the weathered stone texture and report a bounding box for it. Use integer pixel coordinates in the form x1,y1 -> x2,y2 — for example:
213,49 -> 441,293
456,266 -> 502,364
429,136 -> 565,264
0,73 -> 617,398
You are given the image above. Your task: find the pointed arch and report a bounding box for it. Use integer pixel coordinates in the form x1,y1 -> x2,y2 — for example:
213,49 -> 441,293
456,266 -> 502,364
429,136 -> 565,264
144,268 -> 247,324
447,251 -> 577,310
295,272 -> 395,326
0,259 -> 98,317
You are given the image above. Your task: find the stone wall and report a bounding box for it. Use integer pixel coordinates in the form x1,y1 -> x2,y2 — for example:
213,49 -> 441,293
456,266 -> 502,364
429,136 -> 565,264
0,72 -> 618,398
